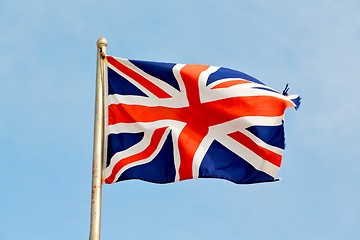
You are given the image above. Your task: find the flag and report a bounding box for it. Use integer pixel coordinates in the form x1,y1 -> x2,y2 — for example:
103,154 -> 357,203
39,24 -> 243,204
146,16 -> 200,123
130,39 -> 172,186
103,56 -> 300,184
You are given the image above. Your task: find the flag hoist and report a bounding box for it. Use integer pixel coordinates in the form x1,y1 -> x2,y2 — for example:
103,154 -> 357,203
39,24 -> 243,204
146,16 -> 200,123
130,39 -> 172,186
89,37 -> 107,240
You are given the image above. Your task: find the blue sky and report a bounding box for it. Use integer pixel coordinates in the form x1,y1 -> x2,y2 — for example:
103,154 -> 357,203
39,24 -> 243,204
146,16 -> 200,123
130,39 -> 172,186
1,0 -> 360,239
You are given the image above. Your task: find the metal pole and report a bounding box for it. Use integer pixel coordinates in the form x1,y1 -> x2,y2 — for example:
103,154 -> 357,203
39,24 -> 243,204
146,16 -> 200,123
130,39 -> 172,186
89,37 -> 107,240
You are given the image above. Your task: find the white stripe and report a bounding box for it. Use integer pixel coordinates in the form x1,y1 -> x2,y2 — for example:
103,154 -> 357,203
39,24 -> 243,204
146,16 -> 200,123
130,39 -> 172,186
107,63 -> 158,99
107,94 -> 188,108
172,64 -> 190,107
191,116 -> 285,178
201,81 -> 296,108
106,120 -> 186,135
217,134 -> 279,177
212,116 -> 285,154
172,64 -> 187,94
103,128 -> 155,179
171,129 -> 182,182
105,120 -> 187,182
106,61 -> 189,108
206,77 -> 254,89
198,66 -> 220,103
107,128 -> 171,183
108,57 -> 180,97
192,133 -> 215,179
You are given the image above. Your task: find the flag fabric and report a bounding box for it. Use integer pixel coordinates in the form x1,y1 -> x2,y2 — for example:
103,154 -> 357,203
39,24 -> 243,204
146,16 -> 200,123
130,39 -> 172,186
103,56 -> 300,184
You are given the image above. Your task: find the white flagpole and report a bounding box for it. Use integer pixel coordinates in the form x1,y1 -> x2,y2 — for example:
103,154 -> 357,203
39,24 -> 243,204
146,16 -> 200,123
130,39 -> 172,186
89,37 -> 107,240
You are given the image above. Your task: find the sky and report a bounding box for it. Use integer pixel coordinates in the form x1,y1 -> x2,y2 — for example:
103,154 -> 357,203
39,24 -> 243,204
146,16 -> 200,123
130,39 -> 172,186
1,0 -> 360,239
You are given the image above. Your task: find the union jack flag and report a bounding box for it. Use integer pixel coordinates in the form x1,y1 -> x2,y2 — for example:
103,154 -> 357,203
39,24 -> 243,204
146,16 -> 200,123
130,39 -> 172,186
103,56 -> 300,184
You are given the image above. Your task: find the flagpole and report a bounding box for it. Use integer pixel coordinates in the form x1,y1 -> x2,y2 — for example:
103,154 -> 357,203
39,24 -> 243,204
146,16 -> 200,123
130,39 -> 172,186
89,37 -> 107,240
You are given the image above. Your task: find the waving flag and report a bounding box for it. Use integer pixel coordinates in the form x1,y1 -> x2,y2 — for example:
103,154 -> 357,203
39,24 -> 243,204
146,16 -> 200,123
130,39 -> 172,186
103,56 -> 300,184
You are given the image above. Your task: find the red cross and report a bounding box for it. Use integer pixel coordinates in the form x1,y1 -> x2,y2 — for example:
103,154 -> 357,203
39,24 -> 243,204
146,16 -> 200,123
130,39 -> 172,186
105,58 -> 291,183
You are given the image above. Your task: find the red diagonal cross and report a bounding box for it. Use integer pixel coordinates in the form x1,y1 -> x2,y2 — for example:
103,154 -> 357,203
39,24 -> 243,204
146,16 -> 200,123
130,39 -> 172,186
107,63 -> 292,182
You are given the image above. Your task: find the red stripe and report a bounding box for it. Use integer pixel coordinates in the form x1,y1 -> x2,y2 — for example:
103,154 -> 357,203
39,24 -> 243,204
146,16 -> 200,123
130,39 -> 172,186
176,65 -> 209,180
228,131 -> 282,167
108,95 -> 292,126
105,127 -> 168,183
107,56 -> 171,99
177,124 -> 209,181
211,79 -> 252,89
204,96 -> 293,126
108,104 -> 182,125
180,65 -> 210,105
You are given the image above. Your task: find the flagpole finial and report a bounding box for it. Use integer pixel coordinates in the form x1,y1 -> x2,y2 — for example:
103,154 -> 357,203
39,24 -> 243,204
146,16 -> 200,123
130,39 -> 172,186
97,37 -> 107,59
97,37 -> 107,47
